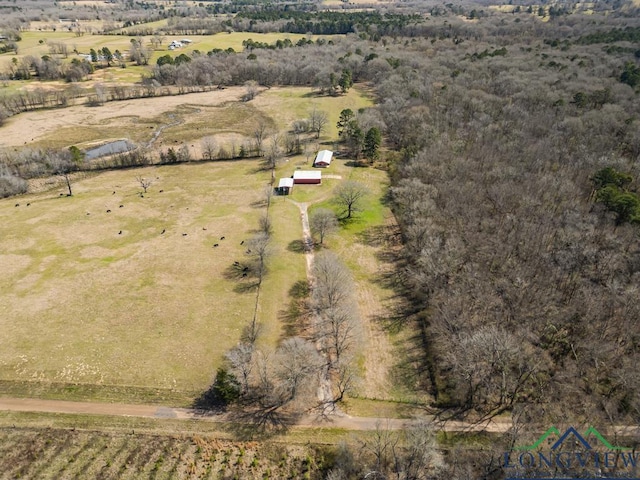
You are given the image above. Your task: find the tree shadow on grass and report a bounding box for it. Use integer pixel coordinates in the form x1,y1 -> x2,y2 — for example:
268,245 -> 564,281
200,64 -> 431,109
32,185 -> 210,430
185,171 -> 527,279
278,280 -> 312,339
224,406 -> 300,441
287,239 -> 307,254
223,262 -> 260,293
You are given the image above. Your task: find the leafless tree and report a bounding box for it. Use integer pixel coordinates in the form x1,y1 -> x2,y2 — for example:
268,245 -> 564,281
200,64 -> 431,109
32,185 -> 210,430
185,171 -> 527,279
308,108 -> 329,139
135,175 -> 152,193
259,214 -> 272,236
274,337 -> 323,408
310,208 -> 338,245
237,338 -> 322,429
247,232 -> 271,284
312,251 -> 353,313
447,326 -> 540,411
243,80 -> 258,102
150,35 -> 161,50
176,145 -> 191,162
312,252 -> 361,372
320,306 -> 359,366
50,153 -> 76,196
263,185 -> 274,209
129,38 -> 152,65
399,420 -> 445,479
331,357 -> 359,403
253,121 -> 268,157
334,181 -> 367,219
226,342 -> 254,394
201,136 -> 217,161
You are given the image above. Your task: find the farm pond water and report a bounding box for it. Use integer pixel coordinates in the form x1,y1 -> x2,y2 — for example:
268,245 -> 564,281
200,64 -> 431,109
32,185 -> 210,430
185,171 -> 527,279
85,140 -> 134,160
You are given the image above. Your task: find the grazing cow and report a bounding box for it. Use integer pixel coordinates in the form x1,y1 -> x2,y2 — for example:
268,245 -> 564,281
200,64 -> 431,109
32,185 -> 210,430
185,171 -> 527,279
118,231 -> 122,235
242,272 -> 247,277
240,240 -> 244,245
14,204 -> 19,207
242,267 -> 249,272
26,203 -> 30,207
182,233 -> 188,236
159,190 -> 164,193
220,236 -> 225,240
233,261 -> 240,266
106,209 -> 111,213
119,205 -> 124,208
213,243 -> 219,247
203,227 -> 207,230
161,229 -> 166,234
112,191 -> 116,195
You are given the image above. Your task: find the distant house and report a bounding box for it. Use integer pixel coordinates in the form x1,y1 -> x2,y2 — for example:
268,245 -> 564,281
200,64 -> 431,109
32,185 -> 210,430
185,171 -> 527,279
313,150 -> 333,168
168,41 -> 183,50
293,170 -> 322,184
277,177 -> 294,195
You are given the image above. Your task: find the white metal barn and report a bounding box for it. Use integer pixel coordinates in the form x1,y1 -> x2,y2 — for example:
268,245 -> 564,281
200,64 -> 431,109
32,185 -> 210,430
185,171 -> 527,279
277,177 -> 294,195
313,150 -> 333,168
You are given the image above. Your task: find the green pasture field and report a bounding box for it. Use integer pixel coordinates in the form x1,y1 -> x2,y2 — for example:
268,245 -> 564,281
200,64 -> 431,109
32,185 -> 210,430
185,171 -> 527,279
0,31 -> 316,74
0,160 -> 306,405
255,86 -> 375,141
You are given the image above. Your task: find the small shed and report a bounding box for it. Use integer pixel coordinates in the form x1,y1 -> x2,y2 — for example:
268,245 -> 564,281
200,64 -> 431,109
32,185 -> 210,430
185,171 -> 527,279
293,170 -> 322,185
313,150 -> 333,168
277,177 -> 294,195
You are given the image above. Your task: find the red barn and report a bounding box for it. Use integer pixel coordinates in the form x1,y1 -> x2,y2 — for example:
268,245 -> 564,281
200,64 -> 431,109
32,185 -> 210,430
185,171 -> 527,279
293,170 -> 322,184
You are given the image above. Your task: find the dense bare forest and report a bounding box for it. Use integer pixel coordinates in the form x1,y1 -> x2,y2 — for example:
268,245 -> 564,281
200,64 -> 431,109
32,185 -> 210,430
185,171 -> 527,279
2,0 -> 640,477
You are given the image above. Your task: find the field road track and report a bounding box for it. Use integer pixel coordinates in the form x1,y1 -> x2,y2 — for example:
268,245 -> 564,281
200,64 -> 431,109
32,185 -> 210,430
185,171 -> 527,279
2,397 -> 639,437
0,396 -> 514,433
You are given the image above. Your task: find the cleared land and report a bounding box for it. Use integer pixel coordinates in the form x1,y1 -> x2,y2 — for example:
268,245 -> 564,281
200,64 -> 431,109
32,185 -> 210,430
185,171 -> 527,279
0,423 -> 335,480
0,31 -> 314,72
0,159 -> 307,405
0,86 -> 408,414
0,86 -> 372,153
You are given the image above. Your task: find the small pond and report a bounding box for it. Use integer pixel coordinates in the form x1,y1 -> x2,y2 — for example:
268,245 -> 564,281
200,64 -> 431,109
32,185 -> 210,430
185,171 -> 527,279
85,140 -> 134,160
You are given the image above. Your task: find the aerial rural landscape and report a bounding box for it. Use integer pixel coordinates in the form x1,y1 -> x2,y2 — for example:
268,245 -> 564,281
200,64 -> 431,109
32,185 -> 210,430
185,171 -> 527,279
1,0 -> 640,478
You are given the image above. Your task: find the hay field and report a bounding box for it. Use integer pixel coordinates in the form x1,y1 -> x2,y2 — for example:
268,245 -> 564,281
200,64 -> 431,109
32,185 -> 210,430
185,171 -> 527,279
0,159 -> 307,404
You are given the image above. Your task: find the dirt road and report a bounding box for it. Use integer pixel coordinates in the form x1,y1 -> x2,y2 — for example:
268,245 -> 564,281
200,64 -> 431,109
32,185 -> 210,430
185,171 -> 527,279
0,396 -> 515,433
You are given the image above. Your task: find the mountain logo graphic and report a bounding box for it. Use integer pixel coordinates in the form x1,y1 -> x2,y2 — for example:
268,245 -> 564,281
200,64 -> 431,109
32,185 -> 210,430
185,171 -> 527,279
514,426 -> 631,451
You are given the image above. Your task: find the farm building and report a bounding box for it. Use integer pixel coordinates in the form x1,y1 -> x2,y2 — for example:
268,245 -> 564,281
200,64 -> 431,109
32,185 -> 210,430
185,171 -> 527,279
313,150 -> 333,168
293,171 -> 322,184
277,177 -> 294,195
